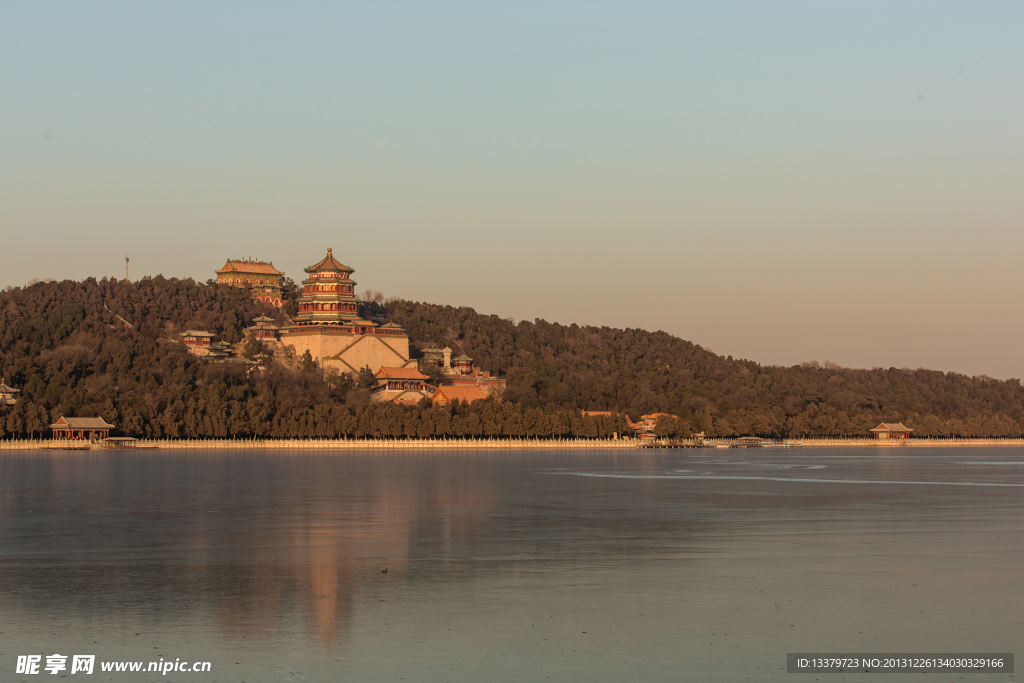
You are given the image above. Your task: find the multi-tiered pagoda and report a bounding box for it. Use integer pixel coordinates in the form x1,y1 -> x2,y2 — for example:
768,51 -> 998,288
290,249 -> 372,330
280,249 -> 417,376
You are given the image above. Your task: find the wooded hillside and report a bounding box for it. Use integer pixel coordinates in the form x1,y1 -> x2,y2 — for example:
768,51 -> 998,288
1,277 -> 1022,438
391,300 -> 1024,438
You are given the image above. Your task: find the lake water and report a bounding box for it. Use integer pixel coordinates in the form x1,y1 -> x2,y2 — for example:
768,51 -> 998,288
1,447 -> 1022,682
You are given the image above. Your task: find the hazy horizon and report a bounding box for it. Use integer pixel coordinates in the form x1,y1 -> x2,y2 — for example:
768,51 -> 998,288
3,2 -> 1022,380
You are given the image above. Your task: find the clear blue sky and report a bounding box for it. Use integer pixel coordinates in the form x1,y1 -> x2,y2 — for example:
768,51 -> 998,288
3,2 -> 1022,378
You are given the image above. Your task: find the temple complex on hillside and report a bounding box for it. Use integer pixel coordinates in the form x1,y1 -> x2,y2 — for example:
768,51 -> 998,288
215,258 -> 285,307
180,319 -> 282,362
279,249 -> 417,377
421,347 -> 506,394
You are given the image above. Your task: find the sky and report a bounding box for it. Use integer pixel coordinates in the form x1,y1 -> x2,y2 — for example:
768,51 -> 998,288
2,2 -> 1022,379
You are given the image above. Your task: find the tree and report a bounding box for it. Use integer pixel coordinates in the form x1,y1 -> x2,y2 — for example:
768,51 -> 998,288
421,364 -> 444,387
241,334 -> 264,362
654,414 -> 680,438
356,366 -> 376,389
299,350 -> 316,374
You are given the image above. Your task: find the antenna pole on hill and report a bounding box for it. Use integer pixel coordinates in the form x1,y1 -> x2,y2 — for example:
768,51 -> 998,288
125,255 -> 129,282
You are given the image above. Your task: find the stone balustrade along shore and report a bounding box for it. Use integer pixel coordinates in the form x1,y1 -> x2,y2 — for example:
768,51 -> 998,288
1,437 -> 1024,450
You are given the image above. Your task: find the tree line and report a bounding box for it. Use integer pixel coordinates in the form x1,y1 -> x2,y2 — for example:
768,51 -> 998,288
2,277 -> 1023,439
388,300 -> 1024,438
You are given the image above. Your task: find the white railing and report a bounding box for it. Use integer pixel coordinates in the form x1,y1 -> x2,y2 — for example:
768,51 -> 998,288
3,436 -> 1024,451
0,437 -> 638,451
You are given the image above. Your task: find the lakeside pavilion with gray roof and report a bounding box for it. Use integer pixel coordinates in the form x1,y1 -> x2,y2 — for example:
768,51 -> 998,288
870,422 -> 913,440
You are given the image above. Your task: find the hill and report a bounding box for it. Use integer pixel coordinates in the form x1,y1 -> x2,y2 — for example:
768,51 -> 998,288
1,277 -> 1022,439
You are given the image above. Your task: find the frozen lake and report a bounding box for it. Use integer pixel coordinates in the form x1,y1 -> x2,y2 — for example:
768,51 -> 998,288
1,447 -> 1021,681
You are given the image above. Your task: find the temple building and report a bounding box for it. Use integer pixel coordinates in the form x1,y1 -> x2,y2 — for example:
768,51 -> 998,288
625,413 -> 678,439
180,330 -> 215,354
179,330 -> 234,359
246,315 -> 280,342
279,249 -> 417,376
870,422 -> 913,440
50,416 -> 115,441
431,385 -> 489,406
370,367 -> 436,404
421,346 -> 506,394
215,259 -> 285,307
0,378 -> 19,407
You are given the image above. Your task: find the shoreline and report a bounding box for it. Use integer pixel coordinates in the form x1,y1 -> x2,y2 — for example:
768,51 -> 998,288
2,437 -> 1024,451
797,438 -> 1024,447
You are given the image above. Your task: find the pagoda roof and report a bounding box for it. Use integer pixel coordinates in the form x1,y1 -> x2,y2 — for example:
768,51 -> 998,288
304,248 -> 354,274
179,330 -> 215,338
870,422 -> 913,433
252,315 -> 275,323
216,259 -> 284,276
376,367 -> 428,380
0,379 -> 19,394
453,354 -> 472,361
432,385 -> 489,404
380,322 -> 403,329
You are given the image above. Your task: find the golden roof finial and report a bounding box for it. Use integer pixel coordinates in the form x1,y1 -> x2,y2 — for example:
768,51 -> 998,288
327,248 -> 332,256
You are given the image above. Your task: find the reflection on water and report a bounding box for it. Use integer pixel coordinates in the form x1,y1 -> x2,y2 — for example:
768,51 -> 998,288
0,452 -> 503,650
1,448 -> 1023,682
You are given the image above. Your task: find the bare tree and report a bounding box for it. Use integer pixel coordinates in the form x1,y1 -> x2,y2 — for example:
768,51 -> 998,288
356,289 -> 385,304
